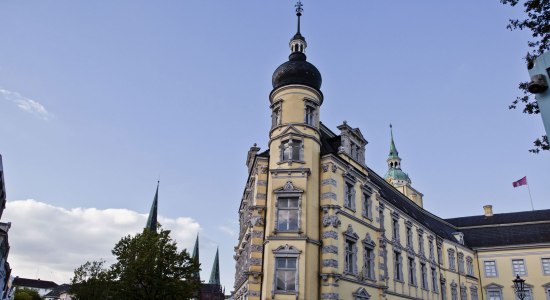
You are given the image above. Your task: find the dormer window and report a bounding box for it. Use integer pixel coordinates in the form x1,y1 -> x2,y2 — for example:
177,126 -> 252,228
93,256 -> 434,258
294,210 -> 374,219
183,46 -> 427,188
337,121 -> 368,165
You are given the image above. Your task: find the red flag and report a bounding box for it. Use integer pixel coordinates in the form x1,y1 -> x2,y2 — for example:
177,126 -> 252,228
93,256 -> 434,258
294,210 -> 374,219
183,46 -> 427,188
513,176 -> 527,188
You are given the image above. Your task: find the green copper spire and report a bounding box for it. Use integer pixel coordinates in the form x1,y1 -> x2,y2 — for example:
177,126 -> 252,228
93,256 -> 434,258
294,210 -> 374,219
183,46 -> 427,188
208,247 -> 221,285
145,181 -> 159,232
191,234 -> 200,280
389,124 -> 399,159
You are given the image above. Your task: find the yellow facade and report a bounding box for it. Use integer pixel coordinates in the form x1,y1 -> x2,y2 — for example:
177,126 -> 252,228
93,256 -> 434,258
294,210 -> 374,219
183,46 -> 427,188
232,6 -> 550,300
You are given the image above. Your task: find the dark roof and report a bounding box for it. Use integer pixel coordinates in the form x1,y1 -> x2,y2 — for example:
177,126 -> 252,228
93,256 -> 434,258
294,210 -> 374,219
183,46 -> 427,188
318,125 -> 459,242
257,149 -> 270,158
272,52 -> 322,92
13,277 -> 58,289
445,209 -> 550,227
445,209 -> 550,248
458,223 -> 550,248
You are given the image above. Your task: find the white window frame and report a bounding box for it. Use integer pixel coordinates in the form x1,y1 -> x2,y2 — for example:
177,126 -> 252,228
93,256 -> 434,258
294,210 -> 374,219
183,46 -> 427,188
420,262 -> 428,290
274,181 -> 303,233
272,102 -> 282,128
512,258 -> 527,276
484,260 -> 498,277
303,101 -> 317,126
272,244 -> 301,296
466,256 -> 474,276
458,252 -> 465,274
485,283 -> 504,300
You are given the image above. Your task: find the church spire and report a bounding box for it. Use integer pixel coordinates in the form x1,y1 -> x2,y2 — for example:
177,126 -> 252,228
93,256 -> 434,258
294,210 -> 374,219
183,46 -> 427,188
385,125 -> 410,186
191,234 -> 200,280
389,124 -> 399,159
145,181 -> 159,232
208,247 -> 221,285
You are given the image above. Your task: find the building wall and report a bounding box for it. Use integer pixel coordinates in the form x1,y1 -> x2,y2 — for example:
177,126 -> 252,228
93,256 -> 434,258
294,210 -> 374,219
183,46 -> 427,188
477,246 -> 550,300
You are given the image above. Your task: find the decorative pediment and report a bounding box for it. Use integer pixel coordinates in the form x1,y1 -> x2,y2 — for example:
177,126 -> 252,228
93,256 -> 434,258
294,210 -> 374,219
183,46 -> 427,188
483,283 -> 504,289
273,244 -> 302,255
352,287 -> 371,299
363,233 -> 376,247
344,224 -> 359,241
274,181 -> 304,194
278,124 -> 303,137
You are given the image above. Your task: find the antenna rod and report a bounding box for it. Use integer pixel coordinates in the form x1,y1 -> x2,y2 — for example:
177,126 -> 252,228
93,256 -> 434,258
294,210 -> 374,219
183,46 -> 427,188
295,1 -> 303,33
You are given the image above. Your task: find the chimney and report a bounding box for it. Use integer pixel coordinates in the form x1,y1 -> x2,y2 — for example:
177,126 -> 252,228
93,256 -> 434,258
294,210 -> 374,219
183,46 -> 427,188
483,205 -> 493,217
246,143 -> 261,173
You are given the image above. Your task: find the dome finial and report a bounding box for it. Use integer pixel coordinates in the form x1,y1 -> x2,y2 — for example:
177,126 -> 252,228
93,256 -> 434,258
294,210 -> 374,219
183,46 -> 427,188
295,1 -> 303,34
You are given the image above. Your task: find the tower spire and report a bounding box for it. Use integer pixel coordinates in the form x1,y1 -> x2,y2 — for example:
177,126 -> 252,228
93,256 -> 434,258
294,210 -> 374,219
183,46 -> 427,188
191,234 -> 200,280
289,1 -> 307,54
208,247 -> 221,285
389,124 -> 399,158
145,181 -> 159,232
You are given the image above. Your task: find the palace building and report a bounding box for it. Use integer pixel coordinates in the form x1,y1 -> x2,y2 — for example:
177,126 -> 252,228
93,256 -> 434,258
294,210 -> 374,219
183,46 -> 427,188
232,3 -> 550,300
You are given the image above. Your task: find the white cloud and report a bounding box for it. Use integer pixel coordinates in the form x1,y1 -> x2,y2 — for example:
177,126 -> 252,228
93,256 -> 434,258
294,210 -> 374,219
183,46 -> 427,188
0,88 -> 53,120
2,199 -> 200,284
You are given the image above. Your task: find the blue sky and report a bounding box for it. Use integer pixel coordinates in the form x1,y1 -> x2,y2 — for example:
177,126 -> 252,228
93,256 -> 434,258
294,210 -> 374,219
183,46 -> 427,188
1,0 -> 548,292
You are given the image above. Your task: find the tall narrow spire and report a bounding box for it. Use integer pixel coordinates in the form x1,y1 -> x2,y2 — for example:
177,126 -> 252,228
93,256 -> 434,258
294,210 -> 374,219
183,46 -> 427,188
289,1 -> 307,54
191,234 -> 200,280
389,124 -> 399,158
208,247 -> 221,285
145,181 -> 159,232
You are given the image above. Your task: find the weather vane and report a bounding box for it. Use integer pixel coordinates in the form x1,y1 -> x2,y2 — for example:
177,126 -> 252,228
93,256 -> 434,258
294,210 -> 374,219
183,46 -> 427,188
295,1 -> 303,16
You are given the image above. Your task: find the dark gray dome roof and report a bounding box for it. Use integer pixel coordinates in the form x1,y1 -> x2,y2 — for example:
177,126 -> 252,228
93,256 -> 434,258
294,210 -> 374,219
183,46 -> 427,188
272,52 -> 322,91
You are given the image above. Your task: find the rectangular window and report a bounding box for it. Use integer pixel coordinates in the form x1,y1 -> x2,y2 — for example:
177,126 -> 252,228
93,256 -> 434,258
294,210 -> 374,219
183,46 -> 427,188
364,246 -> 375,280
281,139 -> 301,161
362,193 -> 372,219
460,286 -> 467,300
418,234 -> 424,255
272,106 -> 281,127
512,259 -> 527,276
406,226 -> 413,248
429,240 -> 435,260
304,105 -> 315,125
470,287 -> 479,300
467,257 -> 474,276
345,239 -> 357,274
484,260 -> 497,277
451,285 -> 458,300
394,251 -> 403,281
344,182 -> 355,210
448,250 -> 456,271
275,257 -> 297,292
437,243 -> 443,265
542,257 -> 550,275
458,253 -> 465,274
277,197 -> 299,231
392,218 -> 400,241
431,267 -> 438,292
420,262 -> 428,289
408,257 -> 416,286
488,290 -> 502,300
441,283 -> 447,300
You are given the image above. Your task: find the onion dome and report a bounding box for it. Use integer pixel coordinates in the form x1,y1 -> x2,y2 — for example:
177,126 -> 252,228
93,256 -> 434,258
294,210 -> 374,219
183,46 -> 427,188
272,1 -> 322,92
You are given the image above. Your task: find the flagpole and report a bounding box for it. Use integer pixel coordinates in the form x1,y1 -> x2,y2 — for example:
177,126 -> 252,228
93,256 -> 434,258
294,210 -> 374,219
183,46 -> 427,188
526,183 -> 535,211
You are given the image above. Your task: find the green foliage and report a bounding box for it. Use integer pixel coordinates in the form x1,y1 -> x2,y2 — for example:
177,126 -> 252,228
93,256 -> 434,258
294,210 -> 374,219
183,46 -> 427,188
14,288 -> 41,300
501,0 -> 550,153
70,260 -> 112,300
71,228 -> 200,300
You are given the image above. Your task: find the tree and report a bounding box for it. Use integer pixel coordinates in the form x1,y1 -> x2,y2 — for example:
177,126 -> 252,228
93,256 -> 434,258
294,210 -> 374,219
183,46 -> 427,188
70,260 -> 113,300
14,288 -> 41,300
501,0 -> 550,153
71,228 -> 200,300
